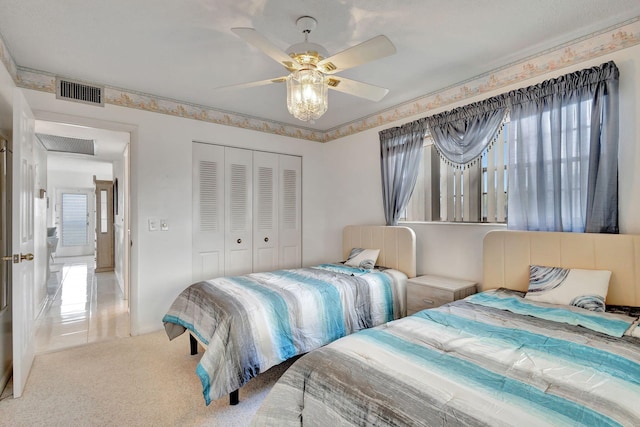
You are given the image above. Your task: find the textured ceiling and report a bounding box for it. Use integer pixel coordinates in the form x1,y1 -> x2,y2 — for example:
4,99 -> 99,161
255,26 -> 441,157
1,0 -> 640,133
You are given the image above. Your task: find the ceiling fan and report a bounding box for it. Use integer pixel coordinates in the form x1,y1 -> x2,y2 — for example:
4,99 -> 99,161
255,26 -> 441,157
221,16 -> 396,122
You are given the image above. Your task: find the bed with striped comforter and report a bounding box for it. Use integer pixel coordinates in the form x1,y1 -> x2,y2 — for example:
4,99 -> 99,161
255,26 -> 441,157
162,264 -> 407,405
252,289 -> 640,426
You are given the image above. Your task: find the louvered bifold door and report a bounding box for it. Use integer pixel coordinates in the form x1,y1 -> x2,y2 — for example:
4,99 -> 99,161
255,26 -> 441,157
253,151 -> 279,273
224,147 -> 253,276
192,143 -> 225,282
278,155 -> 302,269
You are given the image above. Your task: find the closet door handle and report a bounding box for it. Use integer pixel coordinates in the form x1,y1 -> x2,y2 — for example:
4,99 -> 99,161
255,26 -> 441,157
264,237 -> 269,242
237,238 -> 242,244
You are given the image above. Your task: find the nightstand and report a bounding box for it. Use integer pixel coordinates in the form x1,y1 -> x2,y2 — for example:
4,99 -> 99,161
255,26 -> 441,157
407,275 -> 477,315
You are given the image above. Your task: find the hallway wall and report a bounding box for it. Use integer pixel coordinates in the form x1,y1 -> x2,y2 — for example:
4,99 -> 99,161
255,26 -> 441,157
112,149 -> 127,297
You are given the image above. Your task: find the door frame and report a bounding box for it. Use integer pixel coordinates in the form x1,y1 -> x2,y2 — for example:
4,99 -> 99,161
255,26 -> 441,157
33,110 -> 135,329
0,136 -> 12,394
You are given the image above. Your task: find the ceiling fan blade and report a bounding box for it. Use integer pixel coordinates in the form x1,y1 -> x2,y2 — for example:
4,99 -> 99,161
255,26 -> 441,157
231,28 -> 301,71
216,76 -> 287,91
317,35 -> 396,74
327,76 -> 389,102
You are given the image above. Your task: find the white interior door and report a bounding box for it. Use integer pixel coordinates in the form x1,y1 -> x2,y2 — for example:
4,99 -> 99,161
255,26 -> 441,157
192,142 -> 225,282
253,151 -> 279,273
12,89 -> 36,398
224,147 -> 252,276
278,155 -> 302,269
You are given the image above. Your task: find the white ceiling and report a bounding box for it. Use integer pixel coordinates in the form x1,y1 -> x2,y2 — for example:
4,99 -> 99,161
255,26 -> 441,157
1,0 -> 640,133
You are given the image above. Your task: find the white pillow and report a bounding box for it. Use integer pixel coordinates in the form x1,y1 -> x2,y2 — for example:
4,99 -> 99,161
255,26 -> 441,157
345,248 -> 380,270
524,265 -> 611,312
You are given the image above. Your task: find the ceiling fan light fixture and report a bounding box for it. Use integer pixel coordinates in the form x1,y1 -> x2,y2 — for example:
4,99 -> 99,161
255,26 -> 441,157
286,68 -> 328,122
228,15 -> 395,123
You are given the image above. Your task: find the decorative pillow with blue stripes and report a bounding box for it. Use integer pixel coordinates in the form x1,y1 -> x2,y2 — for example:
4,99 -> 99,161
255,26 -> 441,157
524,265 -> 611,312
344,248 -> 380,270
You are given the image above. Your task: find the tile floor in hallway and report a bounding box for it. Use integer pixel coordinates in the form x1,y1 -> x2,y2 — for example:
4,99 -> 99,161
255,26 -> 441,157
35,255 -> 130,354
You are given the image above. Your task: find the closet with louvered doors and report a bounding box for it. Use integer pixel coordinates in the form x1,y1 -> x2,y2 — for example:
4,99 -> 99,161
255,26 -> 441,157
192,142 -> 301,282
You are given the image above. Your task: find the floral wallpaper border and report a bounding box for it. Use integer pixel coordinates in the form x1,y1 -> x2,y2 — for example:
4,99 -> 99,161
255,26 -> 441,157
0,31 -> 18,83
4,17 -> 640,143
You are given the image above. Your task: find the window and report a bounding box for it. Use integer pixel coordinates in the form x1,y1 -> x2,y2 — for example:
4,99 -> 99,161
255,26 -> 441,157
402,123 -> 509,223
100,190 -> 108,233
404,107 -> 594,226
61,193 -> 89,246
398,62 -> 617,231
508,100 -> 594,231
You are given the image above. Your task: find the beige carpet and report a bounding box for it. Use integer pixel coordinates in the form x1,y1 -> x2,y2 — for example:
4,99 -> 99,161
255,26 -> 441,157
0,331 -> 294,426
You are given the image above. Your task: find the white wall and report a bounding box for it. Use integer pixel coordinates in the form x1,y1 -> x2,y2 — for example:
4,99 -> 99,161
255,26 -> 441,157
324,44 -> 640,288
112,150 -> 127,297
22,90 -> 329,334
0,52 -> 14,132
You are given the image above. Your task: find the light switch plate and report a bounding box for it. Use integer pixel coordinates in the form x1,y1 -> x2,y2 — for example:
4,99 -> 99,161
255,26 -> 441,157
148,218 -> 159,232
160,219 -> 169,231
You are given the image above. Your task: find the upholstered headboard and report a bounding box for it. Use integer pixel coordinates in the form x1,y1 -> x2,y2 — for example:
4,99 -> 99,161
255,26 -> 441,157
483,230 -> 640,306
342,225 -> 416,278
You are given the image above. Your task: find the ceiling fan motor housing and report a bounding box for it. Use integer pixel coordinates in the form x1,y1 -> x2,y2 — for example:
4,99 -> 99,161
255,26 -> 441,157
287,16 -> 329,67
286,42 -> 329,67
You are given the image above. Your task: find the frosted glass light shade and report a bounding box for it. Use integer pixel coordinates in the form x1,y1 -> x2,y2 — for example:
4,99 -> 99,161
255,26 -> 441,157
286,69 -> 328,122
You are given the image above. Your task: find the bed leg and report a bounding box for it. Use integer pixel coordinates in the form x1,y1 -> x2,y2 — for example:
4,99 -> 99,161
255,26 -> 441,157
229,389 -> 239,405
189,334 -> 197,355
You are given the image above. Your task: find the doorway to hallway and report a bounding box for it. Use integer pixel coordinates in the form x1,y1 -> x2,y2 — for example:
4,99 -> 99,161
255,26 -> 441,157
35,118 -> 130,353
0,104 -> 133,399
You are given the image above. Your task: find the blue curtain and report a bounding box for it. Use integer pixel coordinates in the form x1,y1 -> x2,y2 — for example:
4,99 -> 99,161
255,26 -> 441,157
379,120 -> 426,225
426,97 -> 508,168
507,61 -> 619,233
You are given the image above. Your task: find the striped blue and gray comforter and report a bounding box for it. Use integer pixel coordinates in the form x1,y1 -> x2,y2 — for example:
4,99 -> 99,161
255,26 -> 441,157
252,289 -> 640,426
162,264 -> 407,405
